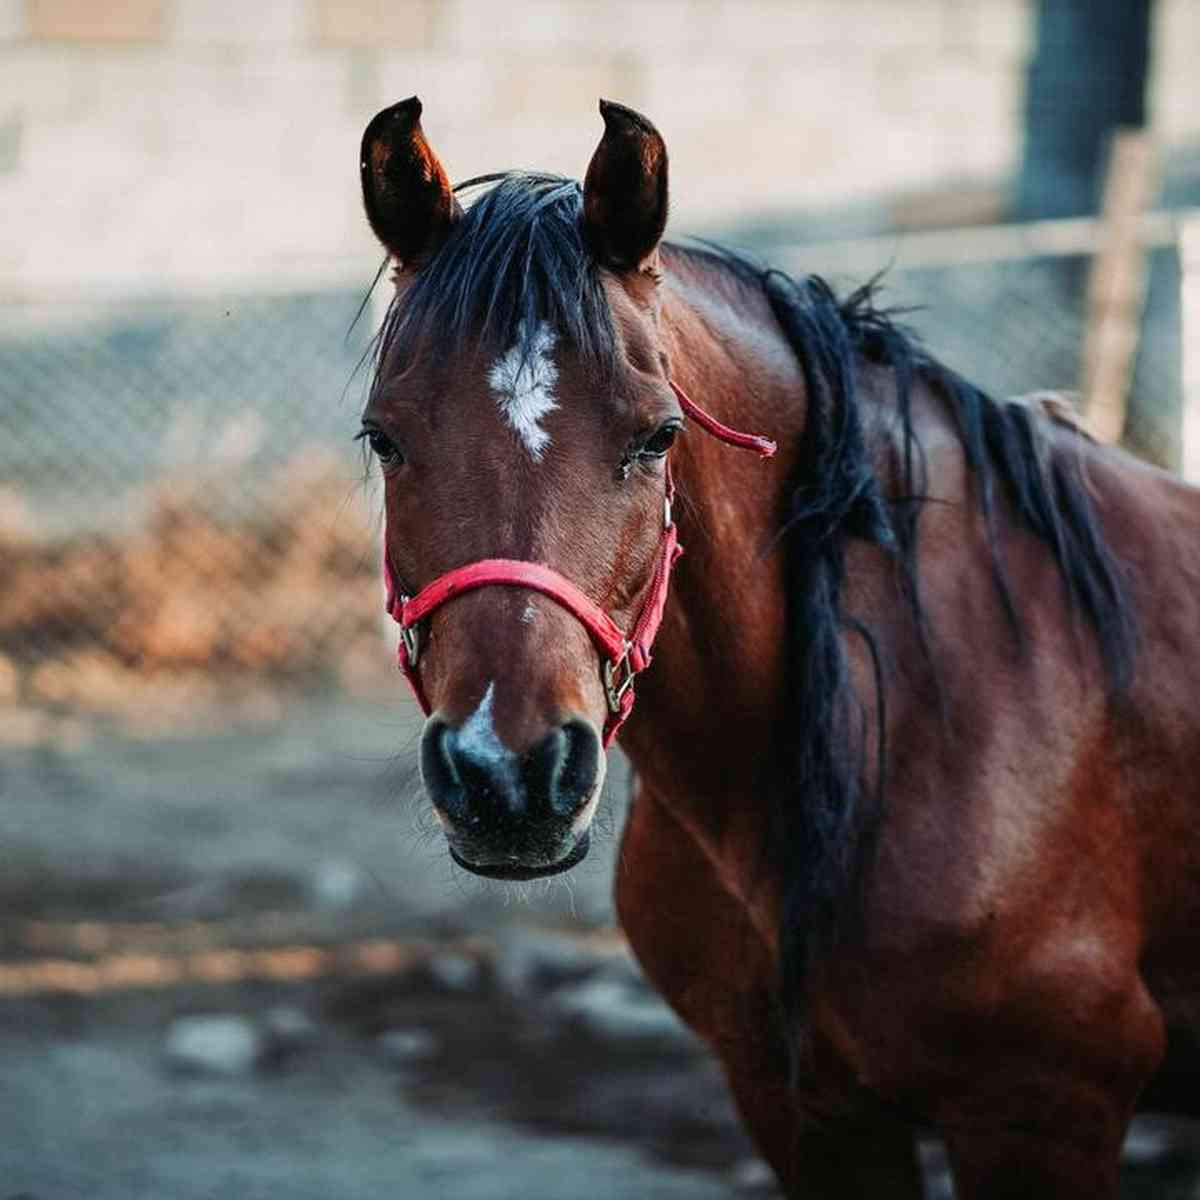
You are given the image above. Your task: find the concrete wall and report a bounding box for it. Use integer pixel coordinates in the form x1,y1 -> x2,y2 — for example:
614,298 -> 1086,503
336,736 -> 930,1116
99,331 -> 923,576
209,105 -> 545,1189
1,0 -> 1197,297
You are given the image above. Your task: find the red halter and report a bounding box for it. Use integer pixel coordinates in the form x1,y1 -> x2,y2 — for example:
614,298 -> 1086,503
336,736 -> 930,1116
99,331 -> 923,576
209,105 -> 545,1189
383,380 -> 776,747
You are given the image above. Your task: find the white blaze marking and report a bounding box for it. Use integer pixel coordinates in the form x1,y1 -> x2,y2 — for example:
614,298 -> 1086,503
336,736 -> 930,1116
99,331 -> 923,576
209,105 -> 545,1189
488,321 -> 559,461
456,682 -> 516,784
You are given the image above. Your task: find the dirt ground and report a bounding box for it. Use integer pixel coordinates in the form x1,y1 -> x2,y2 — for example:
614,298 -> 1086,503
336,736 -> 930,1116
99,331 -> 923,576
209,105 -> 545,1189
0,692 -> 762,1199
1,692 -> 1198,1199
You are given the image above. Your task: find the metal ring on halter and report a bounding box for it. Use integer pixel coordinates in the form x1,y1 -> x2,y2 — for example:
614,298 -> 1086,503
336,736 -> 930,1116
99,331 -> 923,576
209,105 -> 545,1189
603,644 -> 635,714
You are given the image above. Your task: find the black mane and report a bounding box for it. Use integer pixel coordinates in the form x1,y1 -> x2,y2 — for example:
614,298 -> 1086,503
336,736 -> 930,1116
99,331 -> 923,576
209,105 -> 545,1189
369,175 -> 1137,1046
749,263 -> 1136,1044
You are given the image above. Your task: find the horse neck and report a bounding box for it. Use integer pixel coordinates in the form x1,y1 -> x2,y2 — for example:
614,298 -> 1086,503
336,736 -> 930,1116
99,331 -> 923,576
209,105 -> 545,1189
617,253 -> 808,829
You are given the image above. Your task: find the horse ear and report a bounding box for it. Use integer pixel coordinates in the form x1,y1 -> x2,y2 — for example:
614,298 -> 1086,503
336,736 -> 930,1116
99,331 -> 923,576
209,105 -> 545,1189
582,100 -> 669,272
360,96 -> 460,267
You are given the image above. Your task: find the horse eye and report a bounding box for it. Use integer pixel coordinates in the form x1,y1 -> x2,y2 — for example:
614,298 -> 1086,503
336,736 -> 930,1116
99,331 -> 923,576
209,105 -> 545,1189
640,424 -> 680,459
366,429 -> 402,466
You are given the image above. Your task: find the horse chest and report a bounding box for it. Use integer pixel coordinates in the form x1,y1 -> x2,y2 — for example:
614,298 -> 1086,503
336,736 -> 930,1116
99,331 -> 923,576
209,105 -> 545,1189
615,788 -> 777,1040
615,786 -> 903,1125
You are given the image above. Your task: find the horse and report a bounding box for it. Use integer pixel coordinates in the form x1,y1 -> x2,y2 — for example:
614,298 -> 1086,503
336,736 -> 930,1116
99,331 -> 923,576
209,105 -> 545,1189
356,96 -> 1200,1198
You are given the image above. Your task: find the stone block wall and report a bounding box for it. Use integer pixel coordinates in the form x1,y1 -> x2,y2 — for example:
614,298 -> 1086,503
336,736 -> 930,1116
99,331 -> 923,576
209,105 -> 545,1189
0,0 -> 1195,296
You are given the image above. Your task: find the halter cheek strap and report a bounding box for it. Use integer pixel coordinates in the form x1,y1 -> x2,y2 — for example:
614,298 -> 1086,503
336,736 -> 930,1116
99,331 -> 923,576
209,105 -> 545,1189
383,380 -> 775,747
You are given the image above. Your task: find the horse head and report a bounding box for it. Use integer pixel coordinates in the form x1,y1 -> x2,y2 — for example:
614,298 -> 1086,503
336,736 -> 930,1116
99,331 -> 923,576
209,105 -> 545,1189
359,97 -> 684,880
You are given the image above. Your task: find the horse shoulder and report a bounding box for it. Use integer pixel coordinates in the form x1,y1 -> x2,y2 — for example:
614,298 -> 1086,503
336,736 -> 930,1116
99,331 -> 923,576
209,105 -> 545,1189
821,774 -> 1165,1164
1087,450 -> 1200,1032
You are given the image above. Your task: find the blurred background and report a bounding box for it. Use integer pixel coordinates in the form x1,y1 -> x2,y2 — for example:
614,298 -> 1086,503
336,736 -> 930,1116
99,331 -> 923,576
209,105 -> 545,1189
1,2 -> 1198,1197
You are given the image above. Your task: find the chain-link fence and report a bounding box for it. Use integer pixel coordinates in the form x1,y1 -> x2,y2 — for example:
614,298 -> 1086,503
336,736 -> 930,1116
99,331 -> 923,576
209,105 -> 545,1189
862,252 -> 1180,467
0,286 -> 389,733
774,223 -> 1185,470
0,224 -> 1186,734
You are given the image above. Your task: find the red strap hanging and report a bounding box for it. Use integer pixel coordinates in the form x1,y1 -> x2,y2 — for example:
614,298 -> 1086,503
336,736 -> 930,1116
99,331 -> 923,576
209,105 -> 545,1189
669,381 -> 777,458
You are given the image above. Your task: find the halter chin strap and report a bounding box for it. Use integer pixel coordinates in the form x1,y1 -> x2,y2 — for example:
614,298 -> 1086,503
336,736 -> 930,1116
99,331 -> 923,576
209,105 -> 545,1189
383,380 -> 776,747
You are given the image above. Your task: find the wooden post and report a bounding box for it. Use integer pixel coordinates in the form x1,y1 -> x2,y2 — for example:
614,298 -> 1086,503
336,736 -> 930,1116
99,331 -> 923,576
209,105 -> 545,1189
1081,128 -> 1157,444
1180,216 -> 1200,483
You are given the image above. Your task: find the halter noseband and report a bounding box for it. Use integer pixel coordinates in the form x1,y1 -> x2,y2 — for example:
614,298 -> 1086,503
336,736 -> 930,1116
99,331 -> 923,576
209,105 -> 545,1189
383,381 -> 776,747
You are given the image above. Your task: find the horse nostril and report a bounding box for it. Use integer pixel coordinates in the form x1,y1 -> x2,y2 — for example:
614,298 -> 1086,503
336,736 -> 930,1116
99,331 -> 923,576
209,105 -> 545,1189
419,718 -> 468,822
523,719 -> 601,818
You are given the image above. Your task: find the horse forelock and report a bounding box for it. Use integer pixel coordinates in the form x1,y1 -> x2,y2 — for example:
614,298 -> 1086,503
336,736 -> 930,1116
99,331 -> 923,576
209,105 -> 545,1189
368,172 -> 618,408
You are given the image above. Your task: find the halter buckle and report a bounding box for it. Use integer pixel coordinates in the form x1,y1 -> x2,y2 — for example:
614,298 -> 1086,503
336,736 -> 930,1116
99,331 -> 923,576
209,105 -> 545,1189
400,617 -> 421,667
603,644 -> 635,714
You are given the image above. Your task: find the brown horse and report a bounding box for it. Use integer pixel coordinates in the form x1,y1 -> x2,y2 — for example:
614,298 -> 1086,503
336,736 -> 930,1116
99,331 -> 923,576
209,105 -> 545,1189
356,96 -> 1200,1198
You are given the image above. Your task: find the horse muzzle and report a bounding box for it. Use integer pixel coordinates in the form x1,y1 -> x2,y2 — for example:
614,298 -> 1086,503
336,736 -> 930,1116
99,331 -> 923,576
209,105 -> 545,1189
419,712 -> 604,879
